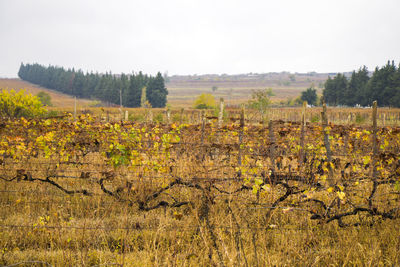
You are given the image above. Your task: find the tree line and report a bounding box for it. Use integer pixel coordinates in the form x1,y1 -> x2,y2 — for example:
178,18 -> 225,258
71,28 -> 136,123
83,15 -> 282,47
323,61 -> 400,107
18,63 -> 168,108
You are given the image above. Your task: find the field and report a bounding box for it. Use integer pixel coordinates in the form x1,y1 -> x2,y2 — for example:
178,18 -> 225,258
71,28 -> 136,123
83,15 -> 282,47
1,103 -> 400,266
0,71 -> 328,109
166,72 -> 328,107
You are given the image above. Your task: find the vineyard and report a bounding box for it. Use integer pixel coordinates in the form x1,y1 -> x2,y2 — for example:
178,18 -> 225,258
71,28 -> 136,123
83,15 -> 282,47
1,104 -> 400,266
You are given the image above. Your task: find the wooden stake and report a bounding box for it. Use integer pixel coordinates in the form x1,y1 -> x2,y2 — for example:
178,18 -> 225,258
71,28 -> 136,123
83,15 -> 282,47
218,98 -> 224,128
372,101 -> 378,179
321,102 -> 333,183
74,96 -> 77,121
238,106 -> 245,168
269,120 -> 276,174
166,108 -> 171,124
201,110 -> 205,144
299,101 -> 307,166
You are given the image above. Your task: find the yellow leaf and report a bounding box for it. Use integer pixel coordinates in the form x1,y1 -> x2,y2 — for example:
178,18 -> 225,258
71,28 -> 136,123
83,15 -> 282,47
362,156 -> 370,166
337,191 -> 345,200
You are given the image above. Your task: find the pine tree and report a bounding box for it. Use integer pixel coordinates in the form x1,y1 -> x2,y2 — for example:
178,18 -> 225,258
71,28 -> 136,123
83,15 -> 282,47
125,73 -> 142,107
17,63 -> 167,107
146,72 -> 168,108
346,66 -> 369,106
323,74 -> 347,106
300,87 -> 317,106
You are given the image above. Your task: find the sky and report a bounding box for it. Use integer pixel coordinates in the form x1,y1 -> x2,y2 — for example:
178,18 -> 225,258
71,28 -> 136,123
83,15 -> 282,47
0,0 -> 399,77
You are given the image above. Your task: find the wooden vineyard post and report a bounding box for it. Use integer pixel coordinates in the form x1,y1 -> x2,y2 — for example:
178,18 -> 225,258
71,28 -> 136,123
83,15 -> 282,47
166,108 -> 171,124
198,110 -> 201,124
119,89 -> 123,120
201,110 -> 206,145
268,120 -> 276,176
372,101 -> 378,180
383,112 -> 386,126
124,110 -> 129,121
74,96 -> 77,121
237,106 -> 245,172
299,101 -> 307,166
218,98 -> 224,128
321,102 -> 334,184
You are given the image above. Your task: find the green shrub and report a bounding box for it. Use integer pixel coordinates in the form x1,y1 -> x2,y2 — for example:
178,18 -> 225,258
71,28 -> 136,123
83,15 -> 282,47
154,113 -> 164,123
46,110 -> 60,117
36,91 -> 53,106
128,113 -> 145,122
355,113 -> 366,124
0,89 -> 46,118
89,100 -> 102,107
311,114 -> 320,123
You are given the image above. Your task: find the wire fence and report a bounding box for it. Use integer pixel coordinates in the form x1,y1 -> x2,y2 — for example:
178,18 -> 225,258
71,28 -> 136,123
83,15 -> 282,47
1,104 -> 400,265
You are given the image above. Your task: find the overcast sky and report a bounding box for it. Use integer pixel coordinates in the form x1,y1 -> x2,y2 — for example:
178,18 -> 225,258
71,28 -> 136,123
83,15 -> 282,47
0,0 -> 399,77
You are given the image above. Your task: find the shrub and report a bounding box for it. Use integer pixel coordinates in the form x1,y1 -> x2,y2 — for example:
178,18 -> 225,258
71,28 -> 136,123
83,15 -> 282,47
355,113 -> 366,124
311,114 -> 320,123
194,93 -> 216,109
128,113 -> 145,122
154,113 -> 164,123
0,89 -> 46,118
36,91 -> 53,106
247,88 -> 274,112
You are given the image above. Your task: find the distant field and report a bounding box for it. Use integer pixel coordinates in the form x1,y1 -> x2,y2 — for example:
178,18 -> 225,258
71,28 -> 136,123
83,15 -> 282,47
1,72 -> 330,109
0,78 -> 92,108
166,72 -> 328,107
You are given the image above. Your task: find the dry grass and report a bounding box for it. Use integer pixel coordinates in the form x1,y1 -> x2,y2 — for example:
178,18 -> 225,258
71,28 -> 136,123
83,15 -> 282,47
1,179 -> 399,266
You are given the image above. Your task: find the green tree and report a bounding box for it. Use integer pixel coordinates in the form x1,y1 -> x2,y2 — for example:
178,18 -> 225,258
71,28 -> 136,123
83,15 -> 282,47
18,63 -> 166,108
147,72 -> 168,108
125,72 -> 145,107
247,88 -> 274,113
346,66 -> 369,106
36,91 -> 53,106
366,61 -> 397,106
323,74 -> 347,106
194,93 -> 216,109
300,87 -> 317,106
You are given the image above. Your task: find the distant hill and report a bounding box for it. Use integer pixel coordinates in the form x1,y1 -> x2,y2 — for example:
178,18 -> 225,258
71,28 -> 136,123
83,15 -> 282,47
166,72 -> 334,107
0,78 -> 93,108
1,71 -> 335,108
